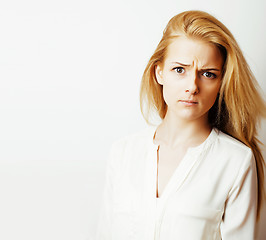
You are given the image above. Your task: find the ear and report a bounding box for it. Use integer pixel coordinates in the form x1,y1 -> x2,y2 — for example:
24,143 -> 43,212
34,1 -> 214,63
155,64 -> 164,85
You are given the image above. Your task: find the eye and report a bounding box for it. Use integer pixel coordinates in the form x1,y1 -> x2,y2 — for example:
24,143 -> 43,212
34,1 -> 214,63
203,72 -> 217,79
173,67 -> 185,74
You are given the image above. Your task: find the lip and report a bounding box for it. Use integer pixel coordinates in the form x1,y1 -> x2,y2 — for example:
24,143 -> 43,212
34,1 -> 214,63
178,100 -> 198,106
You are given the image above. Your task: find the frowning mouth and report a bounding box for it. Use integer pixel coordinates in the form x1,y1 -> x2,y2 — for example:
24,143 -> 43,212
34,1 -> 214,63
178,100 -> 198,106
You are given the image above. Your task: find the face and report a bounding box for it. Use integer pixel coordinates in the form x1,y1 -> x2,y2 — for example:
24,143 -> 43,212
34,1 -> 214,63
155,36 -> 224,124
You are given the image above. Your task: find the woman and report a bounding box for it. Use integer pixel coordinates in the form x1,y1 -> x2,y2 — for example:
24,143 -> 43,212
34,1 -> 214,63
97,10 -> 266,239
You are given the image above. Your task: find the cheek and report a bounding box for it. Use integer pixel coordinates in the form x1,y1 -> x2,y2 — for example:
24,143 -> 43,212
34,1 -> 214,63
203,86 -> 220,107
161,73 -> 184,104
162,83 -> 182,105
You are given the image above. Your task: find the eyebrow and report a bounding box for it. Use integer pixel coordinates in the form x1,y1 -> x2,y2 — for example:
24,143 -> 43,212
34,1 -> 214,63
172,61 -> 221,71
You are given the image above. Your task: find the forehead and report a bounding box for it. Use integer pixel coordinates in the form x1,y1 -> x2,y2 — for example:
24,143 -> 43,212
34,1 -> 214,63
164,36 -> 223,67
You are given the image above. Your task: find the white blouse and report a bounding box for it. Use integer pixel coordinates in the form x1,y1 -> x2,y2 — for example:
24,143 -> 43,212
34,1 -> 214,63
96,125 -> 257,240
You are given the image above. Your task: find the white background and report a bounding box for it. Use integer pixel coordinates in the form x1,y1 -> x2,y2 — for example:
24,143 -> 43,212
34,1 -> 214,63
0,0 -> 265,239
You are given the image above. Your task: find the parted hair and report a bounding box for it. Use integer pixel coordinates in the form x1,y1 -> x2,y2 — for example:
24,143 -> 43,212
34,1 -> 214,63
140,10 -> 266,219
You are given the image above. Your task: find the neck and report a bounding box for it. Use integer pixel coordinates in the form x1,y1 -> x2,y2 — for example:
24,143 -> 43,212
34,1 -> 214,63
155,110 -> 212,149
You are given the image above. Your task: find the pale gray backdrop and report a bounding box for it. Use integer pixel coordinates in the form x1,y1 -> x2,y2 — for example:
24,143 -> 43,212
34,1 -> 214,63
0,0 -> 265,239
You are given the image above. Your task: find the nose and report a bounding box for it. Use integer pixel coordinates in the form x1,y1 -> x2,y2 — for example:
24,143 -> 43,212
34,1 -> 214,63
185,71 -> 199,95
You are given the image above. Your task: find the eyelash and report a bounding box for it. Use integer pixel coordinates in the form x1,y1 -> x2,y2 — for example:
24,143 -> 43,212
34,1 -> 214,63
174,67 -> 185,74
203,72 -> 217,79
173,67 -> 217,79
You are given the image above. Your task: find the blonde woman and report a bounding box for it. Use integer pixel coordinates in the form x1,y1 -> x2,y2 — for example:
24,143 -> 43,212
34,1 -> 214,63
97,10 -> 266,239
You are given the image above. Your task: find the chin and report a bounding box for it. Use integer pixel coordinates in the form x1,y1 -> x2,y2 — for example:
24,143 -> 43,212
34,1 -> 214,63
174,110 -> 207,122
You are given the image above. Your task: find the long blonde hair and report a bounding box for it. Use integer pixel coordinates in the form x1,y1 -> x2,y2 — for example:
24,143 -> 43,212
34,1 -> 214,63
140,10 -> 266,219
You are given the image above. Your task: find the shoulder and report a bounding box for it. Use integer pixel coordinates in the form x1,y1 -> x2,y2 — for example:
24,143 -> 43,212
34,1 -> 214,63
216,130 -> 249,149
110,126 -> 155,152
215,130 -> 252,154
106,126 -> 155,173
213,129 -> 254,169
107,126 -> 154,163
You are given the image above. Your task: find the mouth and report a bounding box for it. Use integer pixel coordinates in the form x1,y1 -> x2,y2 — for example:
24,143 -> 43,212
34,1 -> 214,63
178,100 -> 198,106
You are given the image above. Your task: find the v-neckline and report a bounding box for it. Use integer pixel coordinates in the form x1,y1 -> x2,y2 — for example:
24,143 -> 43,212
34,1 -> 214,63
151,125 -> 218,200
155,144 -> 190,200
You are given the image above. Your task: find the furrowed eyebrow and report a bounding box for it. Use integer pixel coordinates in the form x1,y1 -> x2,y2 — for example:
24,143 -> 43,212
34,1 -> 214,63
172,61 -> 190,67
201,68 -> 221,72
171,61 -> 221,71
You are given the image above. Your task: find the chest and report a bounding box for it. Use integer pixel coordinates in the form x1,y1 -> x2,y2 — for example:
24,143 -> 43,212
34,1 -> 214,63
157,145 -> 187,197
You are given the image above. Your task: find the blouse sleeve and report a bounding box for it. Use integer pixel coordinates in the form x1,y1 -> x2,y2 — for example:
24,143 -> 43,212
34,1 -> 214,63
95,141 -> 122,240
220,150 -> 258,239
